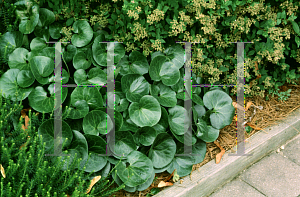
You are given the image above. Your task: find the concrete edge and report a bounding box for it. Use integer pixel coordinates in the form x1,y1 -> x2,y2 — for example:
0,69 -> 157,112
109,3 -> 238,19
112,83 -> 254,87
154,107 -> 300,197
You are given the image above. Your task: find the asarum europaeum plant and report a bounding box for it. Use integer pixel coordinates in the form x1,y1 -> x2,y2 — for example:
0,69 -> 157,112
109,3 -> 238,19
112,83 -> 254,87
0,29 -> 235,191
0,0 -> 235,192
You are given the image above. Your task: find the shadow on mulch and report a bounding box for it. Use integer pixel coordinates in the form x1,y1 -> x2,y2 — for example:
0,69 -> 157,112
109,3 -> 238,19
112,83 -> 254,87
107,79 -> 300,197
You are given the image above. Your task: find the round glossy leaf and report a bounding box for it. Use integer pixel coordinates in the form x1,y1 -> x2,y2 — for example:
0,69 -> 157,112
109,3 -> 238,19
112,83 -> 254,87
113,131 -> 137,159
37,118 -> 73,152
0,69 -> 33,101
17,70 -> 35,88
128,95 -> 161,127
136,169 -> 155,191
168,105 -> 192,135
163,44 -> 186,69
57,130 -> 89,171
112,169 -> 136,193
0,31 -> 23,59
87,67 -> 107,85
135,127 -> 157,146
8,48 -> 31,70
149,55 -> 180,86
157,106 -> 169,129
171,68 -> 184,93
203,90 -> 235,129
49,22 -> 62,39
38,47 -> 55,59
48,68 -> 69,84
115,96 -> 129,113
192,139 -> 207,164
197,125 -> 220,143
30,37 -> 47,52
83,134 -> 108,172
71,86 -> 103,110
149,133 -> 176,168
121,74 -> 149,103
116,150 -> 154,187
92,34 -> 125,67
30,56 -> 54,77
74,69 -> 88,84
15,0 -> 39,34
118,51 -> 149,75
71,20 -> 93,47
28,84 -> 68,113
194,105 -> 206,119
83,110 -> 113,135
67,100 -> 89,119
150,82 -> 177,107
38,8 -> 55,27
73,51 -> 92,70
114,110 -> 124,132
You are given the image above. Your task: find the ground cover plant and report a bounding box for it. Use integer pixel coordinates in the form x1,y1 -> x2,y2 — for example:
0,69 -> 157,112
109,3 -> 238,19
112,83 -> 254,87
1,0 -> 300,195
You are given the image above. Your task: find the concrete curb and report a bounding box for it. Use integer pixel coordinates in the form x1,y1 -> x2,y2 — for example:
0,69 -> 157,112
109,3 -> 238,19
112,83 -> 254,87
154,107 -> 300,197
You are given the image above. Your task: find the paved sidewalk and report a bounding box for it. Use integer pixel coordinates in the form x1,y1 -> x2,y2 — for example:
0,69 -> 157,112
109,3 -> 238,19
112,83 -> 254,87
209,133 -> 300,197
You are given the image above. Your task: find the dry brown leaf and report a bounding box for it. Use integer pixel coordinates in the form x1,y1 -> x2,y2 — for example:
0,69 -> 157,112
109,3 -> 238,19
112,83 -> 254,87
0,164 -> 6,178
180,180 -> 183,184
86,175 -> 101,194
245,101 -> 253,111
214,141 -> 225,164
157,181 -> 173,188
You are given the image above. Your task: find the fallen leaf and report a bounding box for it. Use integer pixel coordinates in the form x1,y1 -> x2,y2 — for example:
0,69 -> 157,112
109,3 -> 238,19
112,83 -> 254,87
86,175 -> 101,194
214,141 -> 225,164
157,181 -> 173,188
0,164 -> 6,178
245,101 -> 253,111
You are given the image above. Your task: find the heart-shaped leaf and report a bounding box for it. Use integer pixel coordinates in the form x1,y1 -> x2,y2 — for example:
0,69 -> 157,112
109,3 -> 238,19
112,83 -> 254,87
150,82 -> 177,107
83,110 -> 113,135
30,37 -> 47,52
0,69 -> 33,101
0,31 -> 23,60
118,50 -> 149,75
71,20 -> 93,47
149,55 -> 180,86
121,74 -> 150,103
17,70 -> 35,88
15,0 -> 39,34
37,118 -> 73,152
168,105 -> 192,135
67,100 -> 89,119
28,84 -> 68,113
70,86 -> 103,110
73,51 -> 92,70
38,8 -> 55,27
134,127 -> 157,146
128,95 -> 161,127
116,150 -> 154,187
8,48 -> 31,70
203,90 -> 235,129
113,131 -> 137,158
149,133 -> 176,169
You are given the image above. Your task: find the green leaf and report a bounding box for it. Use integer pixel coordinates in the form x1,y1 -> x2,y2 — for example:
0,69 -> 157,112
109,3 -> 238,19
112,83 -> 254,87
37,118 -> 73,152
30,56 -> 54,78
8,48 -> 31,70
70,86 -> 103,110
116,150 -> 154,187
92,34 -> 125,67
83,134 -> 108,172
149,133 -> 176,168
295,36 -> 300,48
135,127 -> 157,146
168,105 -> 192,135
128,95 -> 161,127
66,17 -> 74,26
0,31 -> 23,59
38,8 -> 55,27
83,110 -> 113,135
71,20 -> 93,47
113,130 -> 137,159
291,21 -> 300,36
17,70 -> 35,88
15,0 -> 39,34
49,22 -> 62,39
150,82 -> 177,107
121,74 -> 150,103
73,51 -> 92,70
67,100 -> 89,119
0,69 -> 34,101
118,50 -> 149,75
203,90 -> 235,129
149,55 -> 180,86
28,84 -> 68,113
